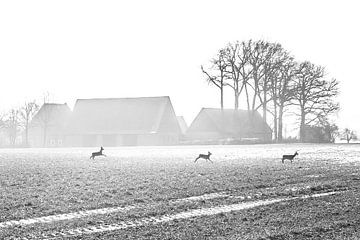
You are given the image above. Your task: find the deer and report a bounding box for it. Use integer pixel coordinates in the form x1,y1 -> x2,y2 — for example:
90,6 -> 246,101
90,147 -> 106,159
282,151 -> 298,163
194,151 -> 212,163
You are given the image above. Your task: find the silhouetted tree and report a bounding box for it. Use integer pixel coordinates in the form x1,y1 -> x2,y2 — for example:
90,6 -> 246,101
201,49 -> 228,109
5,109 -> 20,146
20,101 -> 39,146
341,128 -> 357,143
293,61 -> 339,142
268,53 -> 297,141
318,119 -> 339,143
223,41 -> 252,110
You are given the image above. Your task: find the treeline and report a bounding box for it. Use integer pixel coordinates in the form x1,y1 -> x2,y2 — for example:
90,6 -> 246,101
201,40 -> 339,142
0,101 -> 39,147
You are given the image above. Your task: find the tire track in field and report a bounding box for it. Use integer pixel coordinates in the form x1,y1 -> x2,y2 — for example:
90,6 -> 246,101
30,191 -> 342,240
0,192 -> 228,228
0,183 -> 337,230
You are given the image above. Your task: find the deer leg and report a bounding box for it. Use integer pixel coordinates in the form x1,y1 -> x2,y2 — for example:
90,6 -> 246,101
194,157 -> 199,162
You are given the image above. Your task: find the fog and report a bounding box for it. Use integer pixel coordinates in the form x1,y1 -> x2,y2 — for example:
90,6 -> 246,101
0,0 -> 359,147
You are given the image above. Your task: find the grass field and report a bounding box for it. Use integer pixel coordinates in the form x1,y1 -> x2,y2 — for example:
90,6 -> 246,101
1,144 -> 360,239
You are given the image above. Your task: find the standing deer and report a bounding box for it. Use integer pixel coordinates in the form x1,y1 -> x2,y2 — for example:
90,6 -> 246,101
90,147 -> 106,159
194,151 -> 212,163
282,151 -> 298,163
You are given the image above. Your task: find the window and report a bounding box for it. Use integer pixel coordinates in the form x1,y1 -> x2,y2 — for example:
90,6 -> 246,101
50,139 -> 56,146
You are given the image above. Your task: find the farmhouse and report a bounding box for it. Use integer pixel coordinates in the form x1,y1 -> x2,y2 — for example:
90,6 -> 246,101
65,96 -> 182,147
186,108 -> 272,143
28,103 -> 72,147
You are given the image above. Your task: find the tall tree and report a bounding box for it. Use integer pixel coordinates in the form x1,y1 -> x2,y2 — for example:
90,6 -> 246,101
341,128 -> 357,143
257,42 -> 287,139
224,41 -> 252,110
319,120 -> 339,143
20,101 -> 39,146
294,61 -> 339,141
5,109 -> 20,146
248,40 -> 271,113
275,54 -> 297,141
201,49 -> 228,109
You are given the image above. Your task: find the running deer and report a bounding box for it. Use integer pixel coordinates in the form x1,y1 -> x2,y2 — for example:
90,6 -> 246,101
90,147 -> 106,159
282,151 -> 298,163
194,151 -> 212,163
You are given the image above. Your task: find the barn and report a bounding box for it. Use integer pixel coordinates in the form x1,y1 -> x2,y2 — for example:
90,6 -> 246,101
186,108 -> 272,143
176,116 -> 188,135
28,103 -> 72,147
64,96 -> 182,147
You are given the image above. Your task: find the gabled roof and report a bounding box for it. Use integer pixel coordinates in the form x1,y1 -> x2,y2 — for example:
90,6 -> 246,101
176,116 -> 188,134
66,96 -> 181,135
30,103 -> 72,132
187,108 -> 272,135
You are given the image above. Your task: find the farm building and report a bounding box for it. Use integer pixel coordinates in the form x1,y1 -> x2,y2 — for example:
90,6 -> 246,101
28,103 -> 72,147
302,125 -> 333,143
176,116 -> 188,135
64,96 -> 182,147
186,108 -> 272,143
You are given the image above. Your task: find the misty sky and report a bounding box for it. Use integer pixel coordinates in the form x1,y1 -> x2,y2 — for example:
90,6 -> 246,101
1,0 -> 359,134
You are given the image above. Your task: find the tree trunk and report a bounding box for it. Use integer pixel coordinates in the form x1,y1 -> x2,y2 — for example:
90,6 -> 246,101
220,86 -> 224,110
278,104 -> 284,142
300,107 -> 306,142
273,102 -> 278,141
262,88 -> 267,125
245,84 -> 250,111
234,91 -> 239,110
25,122 -> 28,147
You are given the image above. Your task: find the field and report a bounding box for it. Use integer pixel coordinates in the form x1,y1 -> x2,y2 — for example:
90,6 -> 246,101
1,144 -> 360,239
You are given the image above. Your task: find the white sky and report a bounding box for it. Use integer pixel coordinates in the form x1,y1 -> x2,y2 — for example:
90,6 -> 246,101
1,0 -> 359,133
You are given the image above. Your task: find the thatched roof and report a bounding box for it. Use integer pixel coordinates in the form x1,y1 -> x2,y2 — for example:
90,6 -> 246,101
66,96 -> 181,135
187,108 -> 272,135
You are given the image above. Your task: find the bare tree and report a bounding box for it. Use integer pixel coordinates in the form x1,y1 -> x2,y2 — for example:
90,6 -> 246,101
248,40 -> 272,113
223,41 -> 252,110
20,101 -> 39,146
0,113 -> 6,146
319,120 -> 339,143
0,113 -> 5,129
5,109 -> 21,146
201,49 -> 228,109
269,54 -> 297,141
293,61 -> 339,141
277,58 -> 297,141
257,42 -> 288,139
341,128 -> 357,143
